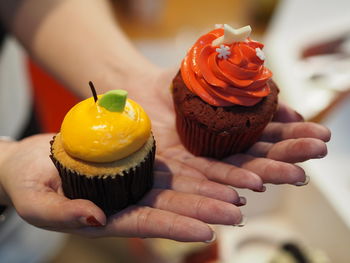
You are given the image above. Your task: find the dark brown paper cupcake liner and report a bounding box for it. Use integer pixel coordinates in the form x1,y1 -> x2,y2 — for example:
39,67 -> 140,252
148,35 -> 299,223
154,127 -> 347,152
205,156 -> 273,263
50,139 -> 156,216
175,109 -> 267,159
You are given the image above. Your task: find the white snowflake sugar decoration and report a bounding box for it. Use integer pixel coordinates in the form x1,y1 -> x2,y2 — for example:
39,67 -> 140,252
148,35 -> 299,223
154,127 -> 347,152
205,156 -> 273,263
255,48 -> 265,61
216,45 -> 231,59
215,24 -> 224,29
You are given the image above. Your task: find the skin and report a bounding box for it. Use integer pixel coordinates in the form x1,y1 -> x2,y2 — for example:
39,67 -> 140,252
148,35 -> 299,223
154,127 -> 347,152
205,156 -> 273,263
0,70 -> 330,242
0,0 -> 331,242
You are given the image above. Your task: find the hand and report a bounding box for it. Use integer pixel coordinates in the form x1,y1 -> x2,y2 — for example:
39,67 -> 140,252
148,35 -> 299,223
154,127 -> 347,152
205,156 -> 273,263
0,134 -> 244,242
133,69 -> 331,192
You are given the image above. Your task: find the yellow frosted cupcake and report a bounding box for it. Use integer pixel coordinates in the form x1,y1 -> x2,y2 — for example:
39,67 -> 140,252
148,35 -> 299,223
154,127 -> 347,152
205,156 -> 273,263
50,84 -> 155,216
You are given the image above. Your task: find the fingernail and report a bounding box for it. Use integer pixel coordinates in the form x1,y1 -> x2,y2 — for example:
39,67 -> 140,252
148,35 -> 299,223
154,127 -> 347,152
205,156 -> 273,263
82,216 -> 104,227
317,153 -> 326,158
237,196 -> 247,206
233,215 -> 247,227
253,185 -> 266,192
204,225 -> 217,243
294,176 -> 310,187
227,185 -> 235,190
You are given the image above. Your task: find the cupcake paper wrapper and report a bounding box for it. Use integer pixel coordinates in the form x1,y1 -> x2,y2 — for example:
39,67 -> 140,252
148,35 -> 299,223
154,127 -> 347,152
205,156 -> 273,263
50,140 -> 156,216
175,109 -> 267,159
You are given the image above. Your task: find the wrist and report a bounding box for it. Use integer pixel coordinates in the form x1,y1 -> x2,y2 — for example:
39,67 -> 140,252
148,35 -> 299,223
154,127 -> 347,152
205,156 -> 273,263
0,136 -> 17,163
95,55 -> 162,96
0,137 -> 18,206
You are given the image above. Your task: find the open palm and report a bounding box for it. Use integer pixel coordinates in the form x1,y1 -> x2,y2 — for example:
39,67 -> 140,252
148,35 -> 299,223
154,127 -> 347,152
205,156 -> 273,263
136,69 -> 330,192
0,69 -> 330,243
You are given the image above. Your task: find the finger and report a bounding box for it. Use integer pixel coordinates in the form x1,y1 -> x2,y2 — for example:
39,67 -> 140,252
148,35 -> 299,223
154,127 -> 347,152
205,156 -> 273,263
224,154 -> 306,185
153,171 -> 242,205
247,138 -> 328,162
75,206 -> 216,242
267,138 -> 328,163
140,189 -> 242,226
273,103 -> 304,122
261,122 -> 331,143
161,149 -> 264,191
184,157 -> 264,191
12,188 -> 106,230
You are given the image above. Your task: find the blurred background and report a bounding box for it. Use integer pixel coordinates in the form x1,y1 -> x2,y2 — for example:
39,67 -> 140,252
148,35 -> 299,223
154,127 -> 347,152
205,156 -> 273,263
1,0 -> 349,262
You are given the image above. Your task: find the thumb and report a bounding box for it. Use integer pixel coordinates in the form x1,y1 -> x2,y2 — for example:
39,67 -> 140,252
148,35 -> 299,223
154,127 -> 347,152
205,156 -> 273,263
12,189 -> 106,230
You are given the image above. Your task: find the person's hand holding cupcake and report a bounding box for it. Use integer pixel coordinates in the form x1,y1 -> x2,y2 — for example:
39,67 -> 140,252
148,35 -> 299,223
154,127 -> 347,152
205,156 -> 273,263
0,87 -> 247,243
0,23 -> 330,243
133,25 -> 330,195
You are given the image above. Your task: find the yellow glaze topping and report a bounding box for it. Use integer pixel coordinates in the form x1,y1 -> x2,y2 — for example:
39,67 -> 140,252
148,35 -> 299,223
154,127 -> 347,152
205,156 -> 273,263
61,96 -> 151,163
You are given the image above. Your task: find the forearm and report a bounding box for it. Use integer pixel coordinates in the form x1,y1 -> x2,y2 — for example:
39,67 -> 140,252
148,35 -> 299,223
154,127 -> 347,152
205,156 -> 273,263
6,0 -> 160,98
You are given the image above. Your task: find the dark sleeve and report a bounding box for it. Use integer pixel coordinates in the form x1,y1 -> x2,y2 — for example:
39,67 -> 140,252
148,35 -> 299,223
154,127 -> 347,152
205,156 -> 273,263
0,22 -> 6,50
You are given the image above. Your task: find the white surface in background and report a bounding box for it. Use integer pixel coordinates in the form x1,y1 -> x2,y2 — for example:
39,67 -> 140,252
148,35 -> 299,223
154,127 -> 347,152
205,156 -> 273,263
0,37 -> 31,138
264,0 -> 350,119
303,94 -> 350,229
0,208 -> 66,263
218,182 -> 346,263
219,215 -> 304,263
263,0 -> 350,228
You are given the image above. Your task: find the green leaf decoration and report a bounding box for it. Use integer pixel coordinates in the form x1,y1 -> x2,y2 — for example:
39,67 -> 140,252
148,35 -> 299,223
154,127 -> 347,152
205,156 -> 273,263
98,90 -> 128,112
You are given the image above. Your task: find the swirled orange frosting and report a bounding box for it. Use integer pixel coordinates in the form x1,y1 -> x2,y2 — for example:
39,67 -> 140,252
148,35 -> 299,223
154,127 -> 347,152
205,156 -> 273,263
180,28 -> 272,106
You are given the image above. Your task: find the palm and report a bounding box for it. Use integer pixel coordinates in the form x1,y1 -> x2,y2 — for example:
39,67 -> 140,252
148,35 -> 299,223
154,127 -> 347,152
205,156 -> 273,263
1,70 -> 330,242
136,69 -> 330,190
1,136 -> 242,242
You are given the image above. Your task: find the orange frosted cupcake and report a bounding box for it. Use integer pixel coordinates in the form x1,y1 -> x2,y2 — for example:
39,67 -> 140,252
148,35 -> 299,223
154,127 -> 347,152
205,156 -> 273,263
50,86 -> 155,215
172,24 -> 278,158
